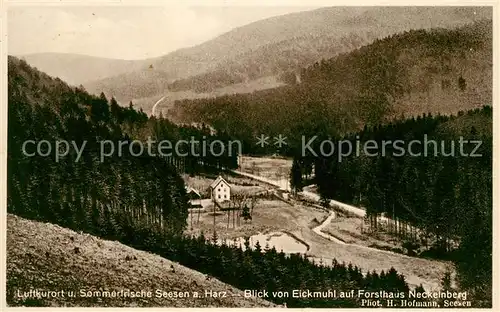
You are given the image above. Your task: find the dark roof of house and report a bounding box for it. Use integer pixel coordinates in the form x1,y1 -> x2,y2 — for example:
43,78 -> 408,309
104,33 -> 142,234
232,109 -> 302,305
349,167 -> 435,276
185,186 -> 201,198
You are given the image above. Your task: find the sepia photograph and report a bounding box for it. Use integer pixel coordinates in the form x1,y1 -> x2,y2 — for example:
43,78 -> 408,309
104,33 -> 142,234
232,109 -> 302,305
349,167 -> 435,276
3,1 -> 496,309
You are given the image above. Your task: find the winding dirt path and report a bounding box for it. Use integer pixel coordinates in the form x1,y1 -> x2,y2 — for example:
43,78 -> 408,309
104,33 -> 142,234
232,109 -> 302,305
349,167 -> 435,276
231,167 -> 454,291
232,169 -> 418,258
151,95 -> 167,116
311,211 -> 346,244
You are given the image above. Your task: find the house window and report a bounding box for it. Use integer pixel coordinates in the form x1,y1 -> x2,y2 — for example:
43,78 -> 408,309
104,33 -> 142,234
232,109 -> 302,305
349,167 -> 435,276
218,195 -> 221,199
224,195 -> 227,199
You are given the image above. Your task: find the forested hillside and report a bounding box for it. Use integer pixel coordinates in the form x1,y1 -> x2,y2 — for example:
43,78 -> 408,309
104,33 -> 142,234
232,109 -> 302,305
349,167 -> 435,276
8,56 -> 189,236
171,20 -> 492,155
166,33 -> 373,93
8,55 -> 240,239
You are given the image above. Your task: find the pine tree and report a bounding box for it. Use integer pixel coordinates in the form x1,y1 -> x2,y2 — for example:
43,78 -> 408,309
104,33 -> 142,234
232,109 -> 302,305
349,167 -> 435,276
290,158 -> 303,194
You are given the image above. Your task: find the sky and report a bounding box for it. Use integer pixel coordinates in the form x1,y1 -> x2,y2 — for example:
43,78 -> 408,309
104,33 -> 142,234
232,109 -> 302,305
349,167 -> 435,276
8,6 -> 319,60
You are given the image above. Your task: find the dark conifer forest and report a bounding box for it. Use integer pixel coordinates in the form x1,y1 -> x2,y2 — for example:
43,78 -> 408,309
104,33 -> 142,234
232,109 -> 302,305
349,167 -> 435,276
290,107 -> 492,306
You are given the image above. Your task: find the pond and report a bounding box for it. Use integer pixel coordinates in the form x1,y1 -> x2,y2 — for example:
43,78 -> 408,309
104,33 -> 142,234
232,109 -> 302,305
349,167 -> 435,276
221,231 -> 308,254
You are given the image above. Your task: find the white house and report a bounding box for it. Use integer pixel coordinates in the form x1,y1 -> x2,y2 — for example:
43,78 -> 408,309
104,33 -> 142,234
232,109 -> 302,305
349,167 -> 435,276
210,176 -> 231,202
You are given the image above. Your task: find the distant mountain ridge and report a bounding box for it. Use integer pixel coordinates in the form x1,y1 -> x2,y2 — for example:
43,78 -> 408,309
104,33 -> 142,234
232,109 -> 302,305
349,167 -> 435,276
20,6 -> 491,106
19,52 -> 147,86
164,6 -> 492,94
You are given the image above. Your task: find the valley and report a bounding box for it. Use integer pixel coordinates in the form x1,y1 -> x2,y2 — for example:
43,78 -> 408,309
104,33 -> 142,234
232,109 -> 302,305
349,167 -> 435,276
182,163 -> 454,292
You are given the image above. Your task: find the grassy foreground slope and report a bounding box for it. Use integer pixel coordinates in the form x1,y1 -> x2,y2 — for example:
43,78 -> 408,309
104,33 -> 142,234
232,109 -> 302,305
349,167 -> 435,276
6,214 -> 274,308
